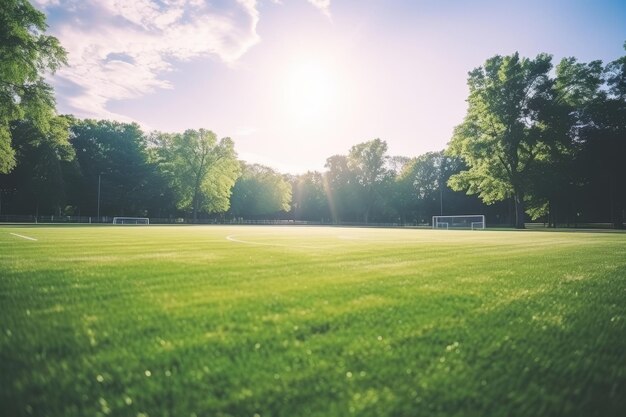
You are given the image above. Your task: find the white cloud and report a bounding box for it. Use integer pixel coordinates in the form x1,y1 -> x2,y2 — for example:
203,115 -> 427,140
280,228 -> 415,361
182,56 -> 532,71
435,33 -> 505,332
307,0 -> 331,17
36,0 -> 330,122
32,0 -> 61,6
39,0 -> 261,120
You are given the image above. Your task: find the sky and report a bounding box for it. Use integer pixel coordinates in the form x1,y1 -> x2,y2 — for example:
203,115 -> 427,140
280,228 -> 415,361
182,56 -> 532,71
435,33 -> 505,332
34,0 -> 626,174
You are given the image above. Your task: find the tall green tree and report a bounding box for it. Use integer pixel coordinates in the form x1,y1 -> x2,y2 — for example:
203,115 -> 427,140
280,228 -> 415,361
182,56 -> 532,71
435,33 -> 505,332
393,151 -> 475,224
157,129 -> 240,220
0,0 -> 67,173
70,119 -> 155,217
323,154 -> 359,222
1,116 -> 73,215
579,45 -> 626,228
395,152 -> 444,223
526,58 -> 603,226
230,163 -> 291,218
347,138 -> 391,223
291,171 -> 329,221
447,53 -> 553,228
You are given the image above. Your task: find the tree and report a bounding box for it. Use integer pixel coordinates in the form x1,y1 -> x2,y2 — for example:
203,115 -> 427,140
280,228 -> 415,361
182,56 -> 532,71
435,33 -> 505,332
392,151 -> 481,224
347,138 -> 390,223
70,119 -> 156,217
578,45 -> 626,228
526,57 -> 603,226
324,154 -> 359,222
0,116 -> 73,215
387,156 -> 411,176
0,0 -> 67,173
393,158 -> 419,224
447,53 -> 553,228
230,163 -> 291,218
157,129 -> 240,220
396,152 -> 443,223
599,45 -> 626,228
292,171 -> 329,221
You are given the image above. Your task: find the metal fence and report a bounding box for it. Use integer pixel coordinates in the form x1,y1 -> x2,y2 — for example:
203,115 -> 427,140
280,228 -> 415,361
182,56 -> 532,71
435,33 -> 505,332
0,215 -> 106,223
0,214 -> 416,227
0,215 -> 621,229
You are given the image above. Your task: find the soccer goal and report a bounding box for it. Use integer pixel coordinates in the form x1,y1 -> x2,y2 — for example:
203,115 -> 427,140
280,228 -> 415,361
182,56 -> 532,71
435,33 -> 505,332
432,215 -> 485,230
112,217 -> 150,225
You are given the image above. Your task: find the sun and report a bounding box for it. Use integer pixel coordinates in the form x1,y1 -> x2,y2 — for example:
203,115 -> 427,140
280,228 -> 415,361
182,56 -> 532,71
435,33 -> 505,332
281,58 -> 340,125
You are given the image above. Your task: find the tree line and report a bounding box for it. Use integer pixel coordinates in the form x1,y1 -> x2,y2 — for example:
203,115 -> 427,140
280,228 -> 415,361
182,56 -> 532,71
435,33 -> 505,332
0,119 -> 491,224
448,48 -> 626,229
1,1 -> 624,228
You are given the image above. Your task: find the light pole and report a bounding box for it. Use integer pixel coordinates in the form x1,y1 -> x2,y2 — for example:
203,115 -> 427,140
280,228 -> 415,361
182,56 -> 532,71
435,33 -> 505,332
97,173 -> 102,221
439,177 -> 444,216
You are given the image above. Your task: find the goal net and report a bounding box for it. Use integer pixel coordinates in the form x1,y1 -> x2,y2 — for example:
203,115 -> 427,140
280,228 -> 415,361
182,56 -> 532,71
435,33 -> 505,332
112,217 -> 150,225
432,215 -> 485,230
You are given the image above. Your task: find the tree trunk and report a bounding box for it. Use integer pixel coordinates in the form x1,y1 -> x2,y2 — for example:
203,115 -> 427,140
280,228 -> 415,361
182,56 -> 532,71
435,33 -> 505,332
547,199 -> 553,228
514,192 -> 525,229
192,180 -> 201,222
550,200 -> 557,228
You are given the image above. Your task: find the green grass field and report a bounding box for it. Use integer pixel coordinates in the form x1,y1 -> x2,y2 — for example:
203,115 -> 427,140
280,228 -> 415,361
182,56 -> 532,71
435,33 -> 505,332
1,225 -> 625,417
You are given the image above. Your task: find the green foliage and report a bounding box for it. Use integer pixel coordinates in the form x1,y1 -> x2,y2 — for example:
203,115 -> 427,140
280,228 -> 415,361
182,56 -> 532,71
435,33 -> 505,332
524,58 -> 603,223
554,58 -> 603,107
447,47 -> 625,228
605,46 -> 626,99
70,119 -> 157,216
0,0 -> 67,173
394,152 -> 463,223
0,126 -> 15,173
447,53 -> 554,228
156,129 -> 240,219
324,154 -> 360,222
1,225 -> 625,416
401,152 -> 442,200
292,171 -> 329,221
6,116 -> 73,213
230,163 -> 292,217
347,139 -> 391,223
201,137 -> 241,214
576,50 -> 626,228
320,142 -> 477,224
348,139 -> 389,188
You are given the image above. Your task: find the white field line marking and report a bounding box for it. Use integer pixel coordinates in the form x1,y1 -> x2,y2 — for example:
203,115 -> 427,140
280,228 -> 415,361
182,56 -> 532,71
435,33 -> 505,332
9,232 -> 38,241
225,234 -> 324,249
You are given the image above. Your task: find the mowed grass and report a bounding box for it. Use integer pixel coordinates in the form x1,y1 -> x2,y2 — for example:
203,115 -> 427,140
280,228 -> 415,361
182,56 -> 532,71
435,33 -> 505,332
1,225 -> 625,417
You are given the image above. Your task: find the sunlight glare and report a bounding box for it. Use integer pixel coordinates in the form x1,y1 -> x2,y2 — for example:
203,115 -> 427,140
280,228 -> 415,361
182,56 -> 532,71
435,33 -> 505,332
282,58 -> 340,125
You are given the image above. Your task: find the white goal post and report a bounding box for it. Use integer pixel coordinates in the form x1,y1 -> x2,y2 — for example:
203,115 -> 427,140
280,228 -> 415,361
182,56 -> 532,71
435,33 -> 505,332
112,217 -> 150,225
432,215 -> 485,230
